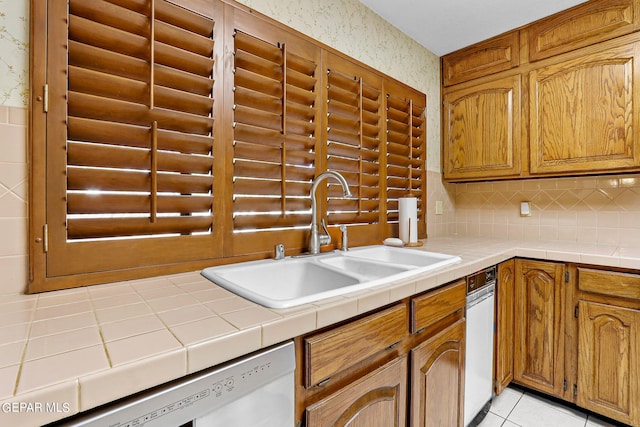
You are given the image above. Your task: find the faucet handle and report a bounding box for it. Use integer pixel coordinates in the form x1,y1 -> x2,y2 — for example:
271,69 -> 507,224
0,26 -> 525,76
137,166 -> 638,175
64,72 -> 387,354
319,219 -> 331,246
274,243 -> 285,260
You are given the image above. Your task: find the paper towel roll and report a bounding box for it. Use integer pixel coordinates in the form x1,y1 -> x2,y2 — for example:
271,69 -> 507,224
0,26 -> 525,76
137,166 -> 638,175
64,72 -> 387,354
398,196 -> 417,244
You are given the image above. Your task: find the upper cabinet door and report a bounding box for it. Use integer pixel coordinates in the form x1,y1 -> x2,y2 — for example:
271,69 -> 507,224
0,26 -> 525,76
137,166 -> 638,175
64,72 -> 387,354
442,32 -> 520,86
443,75 -> 522,181
529,41 -> 640,175
527,0 -> 640,62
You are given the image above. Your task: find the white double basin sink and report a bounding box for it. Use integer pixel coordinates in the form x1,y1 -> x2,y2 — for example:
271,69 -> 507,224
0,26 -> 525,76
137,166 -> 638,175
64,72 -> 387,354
201,245 -> 461,309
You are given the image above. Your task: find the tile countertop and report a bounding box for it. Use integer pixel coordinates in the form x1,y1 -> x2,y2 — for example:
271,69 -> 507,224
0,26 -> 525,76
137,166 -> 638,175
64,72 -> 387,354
1,237 -> 640,426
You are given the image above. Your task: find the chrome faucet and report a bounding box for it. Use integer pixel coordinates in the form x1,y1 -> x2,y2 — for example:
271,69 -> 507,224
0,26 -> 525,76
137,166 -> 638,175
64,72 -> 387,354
308,171 -> 352,254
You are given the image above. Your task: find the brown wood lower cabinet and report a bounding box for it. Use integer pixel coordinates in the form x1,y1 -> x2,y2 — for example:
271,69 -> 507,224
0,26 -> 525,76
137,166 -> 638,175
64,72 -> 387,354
513,259 -> 566,397
495,259 -> 515,395
496,259 -> 640,426
297,280 -> 466,427
577,301 -> 640,425
306,356 -> 408,427
410,319 -> 465,427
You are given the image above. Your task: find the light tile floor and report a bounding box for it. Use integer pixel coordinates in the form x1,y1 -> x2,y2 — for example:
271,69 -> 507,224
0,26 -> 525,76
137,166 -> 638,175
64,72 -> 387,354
478,386 -> 627,427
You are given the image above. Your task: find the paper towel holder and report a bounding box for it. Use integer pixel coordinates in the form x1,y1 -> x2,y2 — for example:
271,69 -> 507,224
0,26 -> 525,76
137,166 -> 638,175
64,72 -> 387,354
404,219 -> 423,247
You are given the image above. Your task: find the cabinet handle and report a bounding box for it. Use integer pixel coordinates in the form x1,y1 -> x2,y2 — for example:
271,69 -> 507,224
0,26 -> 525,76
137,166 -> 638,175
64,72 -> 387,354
316,377 -> 331,387
387,341 -> 400,350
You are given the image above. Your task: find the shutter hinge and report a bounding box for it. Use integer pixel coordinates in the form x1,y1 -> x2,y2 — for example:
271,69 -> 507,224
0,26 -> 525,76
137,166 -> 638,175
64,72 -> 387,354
43,84 -> 49,113
564,270 -> 570,283
575,305 -> 579,319
43,224 -> 49,253
563,379 -> 568,391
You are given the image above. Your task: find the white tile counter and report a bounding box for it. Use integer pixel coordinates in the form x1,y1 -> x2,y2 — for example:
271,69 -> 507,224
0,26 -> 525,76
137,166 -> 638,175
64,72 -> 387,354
1,237 -> 638,426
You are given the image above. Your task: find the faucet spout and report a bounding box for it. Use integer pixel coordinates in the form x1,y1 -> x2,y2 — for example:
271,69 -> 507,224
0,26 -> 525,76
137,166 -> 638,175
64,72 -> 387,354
309,171 -> 352,254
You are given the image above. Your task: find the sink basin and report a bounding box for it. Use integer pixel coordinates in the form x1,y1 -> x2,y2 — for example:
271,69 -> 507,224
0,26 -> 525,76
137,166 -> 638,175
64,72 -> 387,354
319,256 -> 410,280
343,246 -> 461,270
201,245 -> 461,309
201,258 -> 360,308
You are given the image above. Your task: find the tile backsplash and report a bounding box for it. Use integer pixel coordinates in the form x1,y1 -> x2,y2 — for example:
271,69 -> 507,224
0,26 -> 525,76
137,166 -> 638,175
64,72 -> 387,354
452,174 -> 640,245
0,105 -> 28,294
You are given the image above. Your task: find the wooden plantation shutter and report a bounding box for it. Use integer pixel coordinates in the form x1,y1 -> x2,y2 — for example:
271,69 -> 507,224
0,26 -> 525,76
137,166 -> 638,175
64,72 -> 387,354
43,0 -> 223,283
385,82 -> 427,238
324,53 -> 385,245
230,11 -> 321,255
31,0 -> 429,291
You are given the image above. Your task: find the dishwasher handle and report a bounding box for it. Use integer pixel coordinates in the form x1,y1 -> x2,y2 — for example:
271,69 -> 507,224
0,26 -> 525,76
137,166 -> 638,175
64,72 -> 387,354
466,283 -> 495,308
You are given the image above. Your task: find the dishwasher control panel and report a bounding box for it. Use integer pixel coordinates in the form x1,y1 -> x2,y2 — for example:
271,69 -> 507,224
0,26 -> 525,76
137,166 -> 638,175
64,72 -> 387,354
466,266 -> 496,294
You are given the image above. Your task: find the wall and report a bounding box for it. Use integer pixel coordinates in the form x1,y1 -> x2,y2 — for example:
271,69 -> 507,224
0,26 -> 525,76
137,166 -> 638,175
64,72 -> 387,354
0,0 -> 29,294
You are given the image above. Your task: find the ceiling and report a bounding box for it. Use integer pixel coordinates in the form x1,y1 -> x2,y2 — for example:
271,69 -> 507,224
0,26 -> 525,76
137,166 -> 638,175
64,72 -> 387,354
359,0 -> 589,56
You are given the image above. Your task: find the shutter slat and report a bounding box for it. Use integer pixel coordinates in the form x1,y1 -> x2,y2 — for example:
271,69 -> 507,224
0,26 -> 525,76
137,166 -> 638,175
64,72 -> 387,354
233,214 -> 311,230
233,160 -> 315,181
328,113 -> 359,132
327,157 -> 379,175
234,179 -> 311,197
234,68 -> 281,97
234,141 -> 314,166
68,117 -> 212,155
235,86 -> 281,114
234,30 -> 282,63
68,141 -> 213,174
69,14 -> 148,61
155,20 -> 214,58
68,216 -> 213,239
155,0 -> 214,37
155,41 -> 213,77
70,0 -> 148,39
68,193 -> 213,214
235,49 -> 282,80
328,142 -> 375,161
234,104 -> 281,132
67,168 -> 213,194
326,212 -> 379,224
328,128 -> 360,146
68,92 -> 213,135
328,199 -> 379,211
234,197 -> 310,213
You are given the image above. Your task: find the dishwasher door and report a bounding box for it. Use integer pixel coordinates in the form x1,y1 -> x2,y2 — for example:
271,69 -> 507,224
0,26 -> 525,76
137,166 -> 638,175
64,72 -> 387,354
195,372 -> 293,426
55,341 -> 295,427
464,284 -> 495,426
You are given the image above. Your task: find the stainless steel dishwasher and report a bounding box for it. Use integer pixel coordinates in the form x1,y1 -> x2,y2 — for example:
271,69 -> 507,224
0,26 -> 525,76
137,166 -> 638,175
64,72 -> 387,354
53,341 -> 295,427
464,266 -> 496,427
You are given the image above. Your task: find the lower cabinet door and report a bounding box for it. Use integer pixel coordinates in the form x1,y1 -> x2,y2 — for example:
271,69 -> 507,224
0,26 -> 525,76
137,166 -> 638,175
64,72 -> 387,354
305,356 -> 407,427
577,301 -> 640,426
410,319 -> 465,427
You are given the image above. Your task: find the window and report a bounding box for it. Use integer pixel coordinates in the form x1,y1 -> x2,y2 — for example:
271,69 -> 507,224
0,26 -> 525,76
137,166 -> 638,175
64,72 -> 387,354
29,0 -> 426,292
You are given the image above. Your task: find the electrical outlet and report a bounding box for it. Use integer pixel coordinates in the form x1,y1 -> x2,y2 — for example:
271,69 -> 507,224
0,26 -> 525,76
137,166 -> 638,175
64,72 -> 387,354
520,201 -> 531,217
435,200 -> 444,215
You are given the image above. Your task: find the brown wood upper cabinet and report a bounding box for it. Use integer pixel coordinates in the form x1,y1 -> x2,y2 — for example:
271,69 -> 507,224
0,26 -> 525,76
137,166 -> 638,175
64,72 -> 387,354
442,0 -> 640,182
443,74 -> 522,181
529,40 -> 640,175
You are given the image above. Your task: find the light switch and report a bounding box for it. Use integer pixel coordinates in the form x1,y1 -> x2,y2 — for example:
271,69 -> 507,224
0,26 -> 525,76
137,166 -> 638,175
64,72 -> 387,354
520,201 -> 531,217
